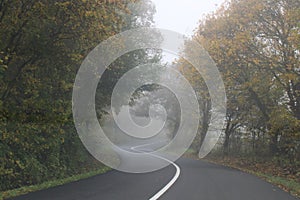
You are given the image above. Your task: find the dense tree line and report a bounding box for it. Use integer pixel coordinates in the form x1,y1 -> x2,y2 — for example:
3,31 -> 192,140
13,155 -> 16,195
0,0 -> 157,191
180,0 -> 299,171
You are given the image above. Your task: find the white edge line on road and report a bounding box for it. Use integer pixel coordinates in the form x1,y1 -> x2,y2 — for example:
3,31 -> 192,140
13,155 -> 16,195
130,142 -> 181,200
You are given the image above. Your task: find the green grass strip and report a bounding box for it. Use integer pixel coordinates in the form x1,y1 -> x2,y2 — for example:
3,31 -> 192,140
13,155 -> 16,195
0,167 -> 111,200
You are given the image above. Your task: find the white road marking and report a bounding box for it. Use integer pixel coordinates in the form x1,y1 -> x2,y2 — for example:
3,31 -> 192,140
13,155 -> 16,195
130,142 -> 181,200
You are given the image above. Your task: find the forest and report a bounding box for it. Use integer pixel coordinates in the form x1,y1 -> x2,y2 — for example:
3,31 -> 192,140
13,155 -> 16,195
180,0 -> 300,190
0,0 -> 299,197
0,0 -> 158,191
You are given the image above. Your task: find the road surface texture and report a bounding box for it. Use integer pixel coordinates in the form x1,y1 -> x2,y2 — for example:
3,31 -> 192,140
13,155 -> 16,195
11,157 -> 298,200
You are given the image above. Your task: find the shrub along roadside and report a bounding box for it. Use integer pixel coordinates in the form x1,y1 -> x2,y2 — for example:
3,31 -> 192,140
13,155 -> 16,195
0,166 -> 111,200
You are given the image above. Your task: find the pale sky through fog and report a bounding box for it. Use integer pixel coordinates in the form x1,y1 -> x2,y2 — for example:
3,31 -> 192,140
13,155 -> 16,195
151,0 -> 225,36
150,0 -> 225,63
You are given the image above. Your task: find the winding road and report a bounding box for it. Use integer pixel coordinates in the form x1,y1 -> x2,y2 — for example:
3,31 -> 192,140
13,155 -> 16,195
11,156 -> 298,200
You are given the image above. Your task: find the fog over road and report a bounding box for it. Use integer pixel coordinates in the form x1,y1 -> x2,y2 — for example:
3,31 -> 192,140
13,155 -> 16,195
10,98 -> 299,200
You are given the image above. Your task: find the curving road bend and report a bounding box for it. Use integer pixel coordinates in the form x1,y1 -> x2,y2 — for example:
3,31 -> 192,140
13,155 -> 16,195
11,156 -> 298,200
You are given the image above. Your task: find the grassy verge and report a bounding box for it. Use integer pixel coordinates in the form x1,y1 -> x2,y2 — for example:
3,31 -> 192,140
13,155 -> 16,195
204,156 -> 300,199
183,149 -> 300,198
0,167 -> 111,200
255,172 -> 300,197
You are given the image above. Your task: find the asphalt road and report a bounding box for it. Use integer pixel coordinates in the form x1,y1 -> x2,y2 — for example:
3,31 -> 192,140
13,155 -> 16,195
11,157 -> 298,200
